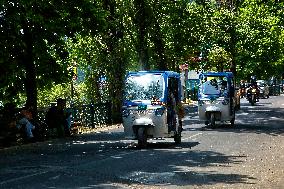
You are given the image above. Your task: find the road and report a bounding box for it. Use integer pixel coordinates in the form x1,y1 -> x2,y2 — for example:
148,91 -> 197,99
0,95 -> 284,189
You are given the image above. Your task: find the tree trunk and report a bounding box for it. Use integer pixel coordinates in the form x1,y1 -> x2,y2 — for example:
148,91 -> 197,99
229,19 -> 237,76
103,0 -> 125,123
152,20 -> 168,71
23,23 -> 37,114
134,0 -> 150,71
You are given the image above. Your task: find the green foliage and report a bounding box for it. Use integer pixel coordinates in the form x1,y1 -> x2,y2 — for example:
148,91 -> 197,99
1,0 -> 284,116
236,0 -> 284,80
37,83 -> 71,107
0,0 -> 106,107
208,45 -> 232,72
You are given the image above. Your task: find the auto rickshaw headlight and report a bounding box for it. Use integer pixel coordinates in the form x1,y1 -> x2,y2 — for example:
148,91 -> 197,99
146,109 -> 154,114
155,108 -> 164,116
122,109 -> 130,117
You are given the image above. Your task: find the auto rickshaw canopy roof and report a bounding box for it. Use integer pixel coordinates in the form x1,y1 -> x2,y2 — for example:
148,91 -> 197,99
199,72 -> 234,79
127,71 -> 180,79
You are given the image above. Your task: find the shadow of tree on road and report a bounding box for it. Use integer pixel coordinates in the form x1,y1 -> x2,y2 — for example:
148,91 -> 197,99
65,145 -> 254,188
0,136 -> 256,189
4,100 -> 283,188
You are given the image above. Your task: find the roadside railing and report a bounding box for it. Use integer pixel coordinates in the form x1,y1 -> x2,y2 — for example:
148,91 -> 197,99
38,102 -> 112,130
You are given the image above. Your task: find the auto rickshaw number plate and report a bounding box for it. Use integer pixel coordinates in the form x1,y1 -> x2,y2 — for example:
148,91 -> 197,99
136,110 -> 147,115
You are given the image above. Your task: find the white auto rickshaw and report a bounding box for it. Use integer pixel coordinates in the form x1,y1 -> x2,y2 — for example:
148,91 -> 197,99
198,72 -> 236,128
122,71 -> 183,148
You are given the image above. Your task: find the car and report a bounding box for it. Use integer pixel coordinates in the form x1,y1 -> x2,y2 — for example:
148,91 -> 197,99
257,80 -> 269,98
268,78 -> 281,96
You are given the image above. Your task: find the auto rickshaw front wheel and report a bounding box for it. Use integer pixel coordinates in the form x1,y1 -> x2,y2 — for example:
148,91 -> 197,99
137,127 -> 147,148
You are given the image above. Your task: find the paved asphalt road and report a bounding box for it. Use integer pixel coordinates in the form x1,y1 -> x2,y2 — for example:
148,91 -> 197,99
0,95 -> 284,189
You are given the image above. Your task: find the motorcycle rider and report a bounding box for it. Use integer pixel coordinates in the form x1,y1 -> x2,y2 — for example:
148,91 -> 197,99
247,76 -> 260,102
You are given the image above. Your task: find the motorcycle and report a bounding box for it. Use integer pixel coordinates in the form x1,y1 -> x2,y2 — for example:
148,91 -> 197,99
246,86 -> 258,105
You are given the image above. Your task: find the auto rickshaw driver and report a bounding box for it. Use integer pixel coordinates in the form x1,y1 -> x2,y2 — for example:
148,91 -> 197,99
167,87 -> 184,134
167,89 -> 177,132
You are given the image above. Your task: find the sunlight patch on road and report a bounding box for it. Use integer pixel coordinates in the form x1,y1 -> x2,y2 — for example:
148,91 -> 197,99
71,140 -> 129,145
111,155 -> 123,159
247,109 -> 272,112
120,171 -> 175,185
238,112 -> 249,115
270,117 -> 284,120
182,133 -> 203,141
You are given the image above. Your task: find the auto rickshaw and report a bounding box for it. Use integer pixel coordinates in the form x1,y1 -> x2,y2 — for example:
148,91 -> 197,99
122,71 -> 183,148
198,72 -> 237,127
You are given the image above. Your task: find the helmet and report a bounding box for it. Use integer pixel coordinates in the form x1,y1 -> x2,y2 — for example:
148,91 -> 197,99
250,76 -> 256,83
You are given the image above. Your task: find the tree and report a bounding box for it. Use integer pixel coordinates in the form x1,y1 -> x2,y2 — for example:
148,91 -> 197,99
236,0 -> 284,80
0,0 -> 106,109
208,45 -> 232,71
133,0 -> 152,70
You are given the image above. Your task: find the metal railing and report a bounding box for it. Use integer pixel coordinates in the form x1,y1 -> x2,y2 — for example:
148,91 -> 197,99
38,102 -> 112,129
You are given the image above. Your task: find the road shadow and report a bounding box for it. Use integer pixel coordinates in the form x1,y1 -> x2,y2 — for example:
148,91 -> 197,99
31,148 -> 254,188
114,149 -> 254,187
0,127 -> 257,189
1,100 -> 281,188
126,141 -> 200,150
0,136 -> 256,188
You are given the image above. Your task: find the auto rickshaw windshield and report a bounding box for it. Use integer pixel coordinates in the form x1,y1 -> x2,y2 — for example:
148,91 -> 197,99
200,76 -> 228,96
124,74 -> 164,101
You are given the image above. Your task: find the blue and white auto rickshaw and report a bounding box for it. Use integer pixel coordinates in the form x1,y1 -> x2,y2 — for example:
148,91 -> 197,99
198,72 -> 236,127
122,71 -> 183,148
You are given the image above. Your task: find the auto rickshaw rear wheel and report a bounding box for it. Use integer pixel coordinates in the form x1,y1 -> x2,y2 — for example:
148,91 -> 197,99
137,127 -> 147,148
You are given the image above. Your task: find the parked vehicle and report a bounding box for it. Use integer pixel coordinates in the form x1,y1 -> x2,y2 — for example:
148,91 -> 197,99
186,79 -> 199,101
122,71 -> 183,148
198,72 -> 237,128
256,80 -> 269,98
269,77 -> 281,96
